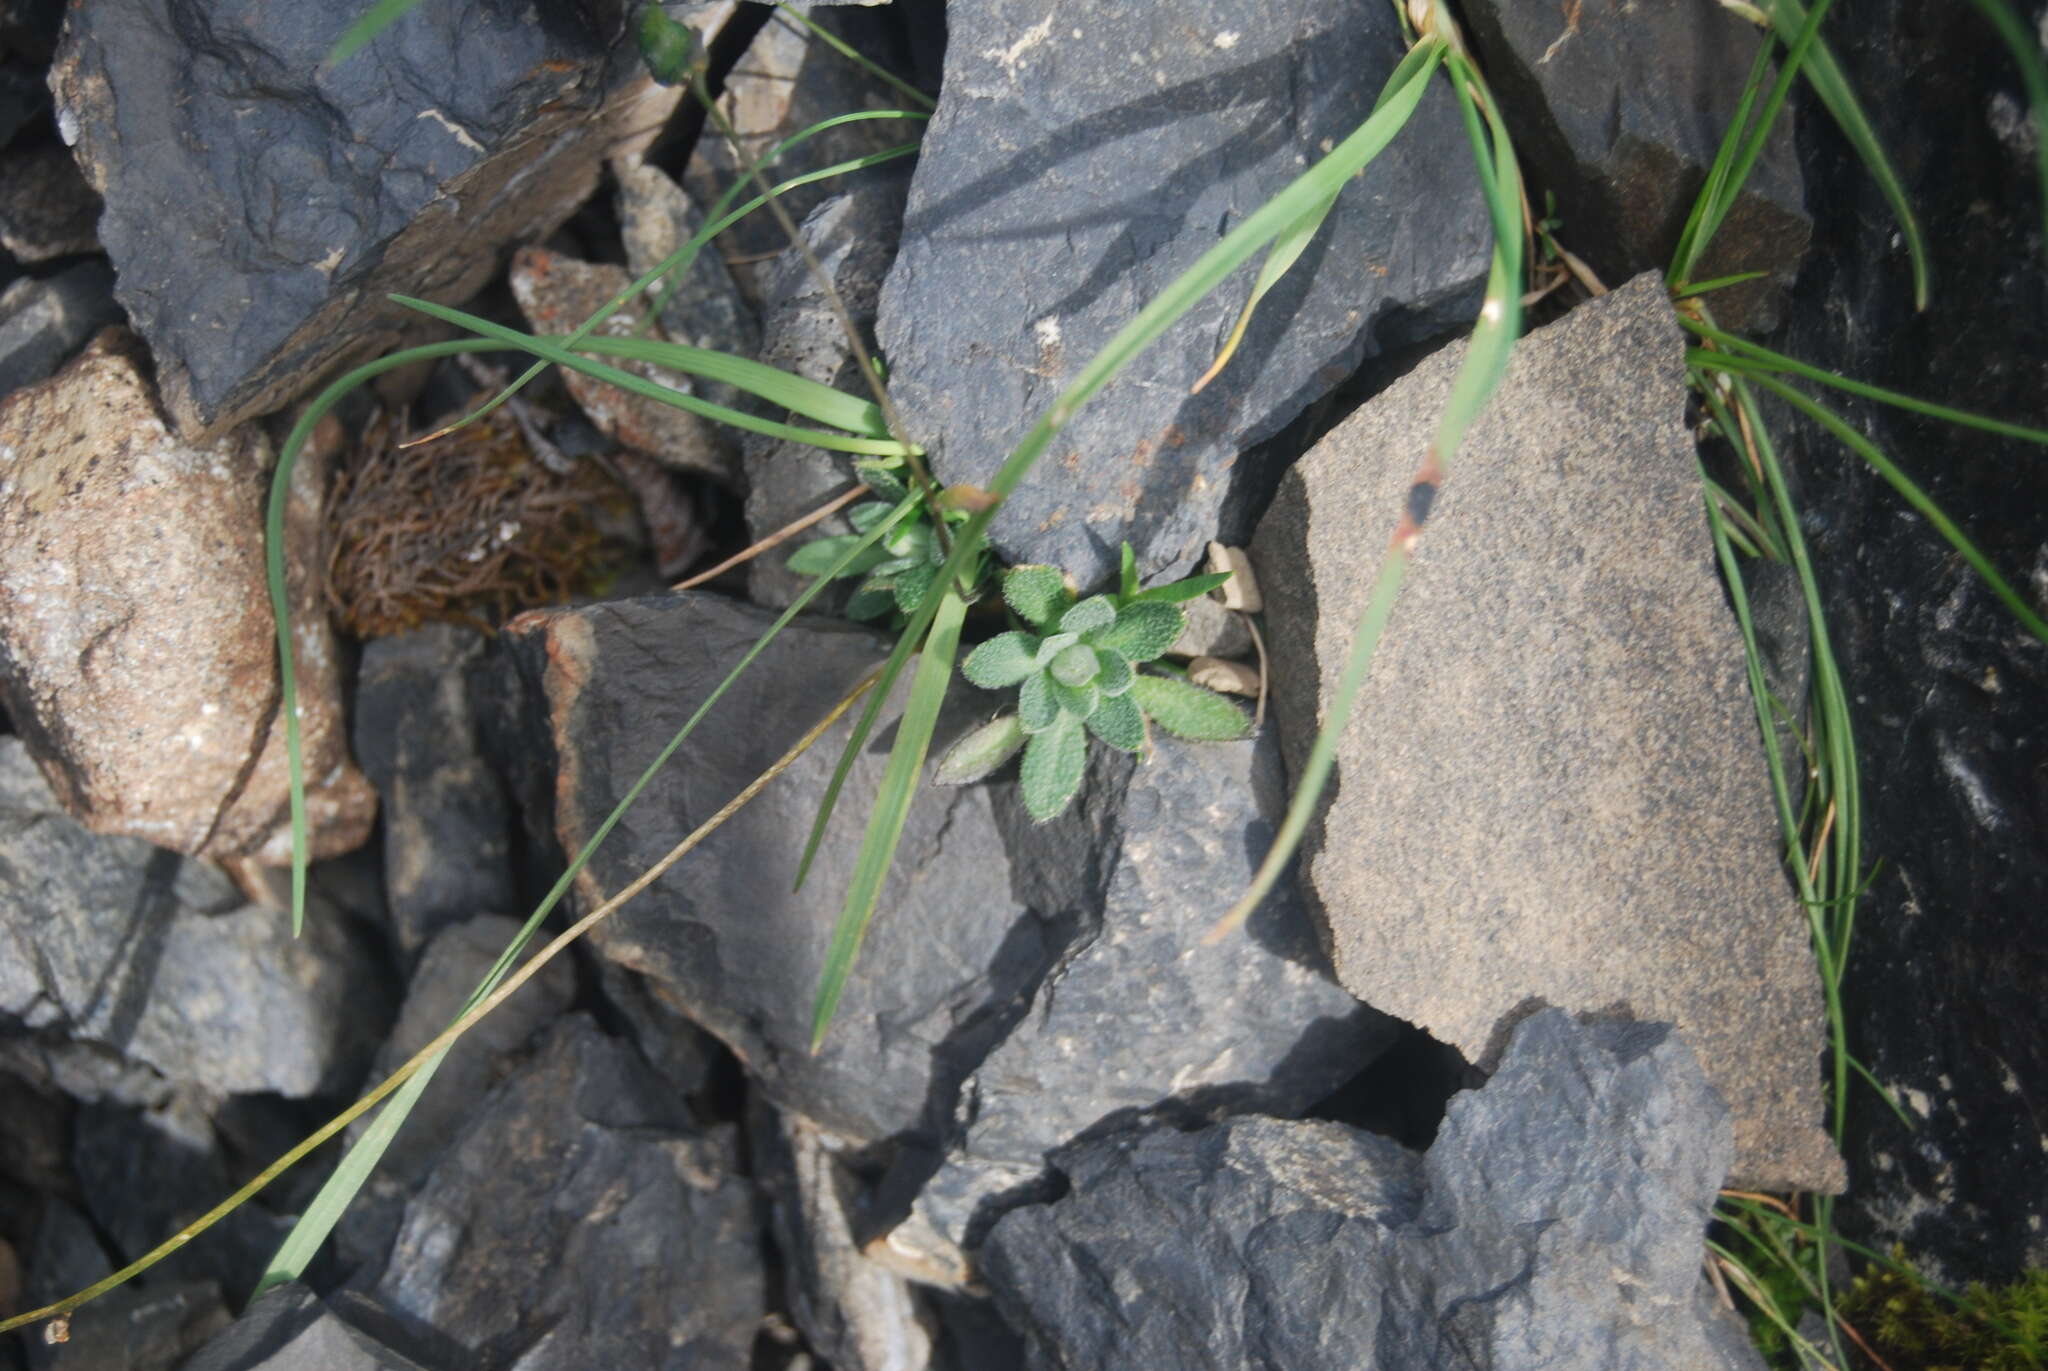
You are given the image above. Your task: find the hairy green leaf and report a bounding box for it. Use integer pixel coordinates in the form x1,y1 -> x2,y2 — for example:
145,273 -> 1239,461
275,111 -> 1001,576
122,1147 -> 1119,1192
1049,643 -> 1102,688
1018,672 -> 1058,733
1048,678 -> 1100,721
934,714 -> 1027,786
1131,673 -> 1250,742
962,631 -> 1042,689
1059,595 -> 1117,636
1085,691 -> 1146,753
1019,712 -> 1088,822
1094,600 -> 1185,663
1094,650 -> 1134,697
1003,564 -> 1071,628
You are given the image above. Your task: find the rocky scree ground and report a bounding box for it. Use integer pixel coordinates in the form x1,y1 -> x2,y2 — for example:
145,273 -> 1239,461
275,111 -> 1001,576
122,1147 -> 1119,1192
0,1 -> 2039,1369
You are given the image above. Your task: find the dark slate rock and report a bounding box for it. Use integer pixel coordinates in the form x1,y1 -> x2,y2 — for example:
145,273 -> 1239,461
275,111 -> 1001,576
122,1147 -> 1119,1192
496,592 -> 1054,1145
982,1010 -> 1764,1371
333,914 -> 575,1278
592,959 -> 724,1101
886,732 -> 1397,1271
1460,0 -> 1808,327
0,0 -> 62,58
1,58 -> 48,148
71,1094 -> 290,1306
0,143 -> 99,263
178,1284 -> 443,1371
0,739 -> 393,1100
374,1015 -> 762,1370
352,627 -> 519,958
613,157 -> 760,388
752,1101 -> 937,1371
875,0 -> 1492,589
744,179 -> 909,610
47,0 -> 662,439
1765,0 -> 2048,1284
0,261 -> 119,398
20,1278 -> 227,1371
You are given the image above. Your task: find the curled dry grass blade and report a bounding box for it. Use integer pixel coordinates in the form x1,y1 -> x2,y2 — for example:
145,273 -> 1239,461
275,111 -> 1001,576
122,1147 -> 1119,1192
800,35 -> 1456,1044
1207,45 -> 1524,943
0,666 -> 879,1339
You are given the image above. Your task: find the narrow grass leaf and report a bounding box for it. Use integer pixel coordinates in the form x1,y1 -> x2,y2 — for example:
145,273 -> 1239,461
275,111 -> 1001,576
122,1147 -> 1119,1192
325,0 -> 423,65
776,1 -> 936,111
570,335 -> 890,436
1763,0 -> 1929,309
1730,368 -> 2048,643
1683,327 -> 2048,444
392,296 -> 917,455
810,587 -> 969,1047
1131,571 -> 1231,605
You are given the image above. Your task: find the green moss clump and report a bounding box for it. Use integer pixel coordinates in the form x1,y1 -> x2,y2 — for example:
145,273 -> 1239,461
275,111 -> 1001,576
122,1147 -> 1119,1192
1837,1254 -> 2048,1371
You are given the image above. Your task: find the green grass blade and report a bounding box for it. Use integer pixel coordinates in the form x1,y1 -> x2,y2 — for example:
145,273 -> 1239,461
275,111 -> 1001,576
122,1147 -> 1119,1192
1209,48 -> 1523,942
809,585 -> 968,1049
325,0 -> 423,66
775,1 -> 936,112
262,492 -> 924,1286
1762,0 -> 1930,310
1682,0 -> 1836,291
1844,1052 -> 1916,1131
1676,269 -> 1771,298
1967,0 -> 2048,257
1670,36 -> 1780,288
1683,325 -> 2048,444
391,295 -> 920,456
447,128 -> 923,440
1723,366 -> 2048,643
568,335 -> 890,436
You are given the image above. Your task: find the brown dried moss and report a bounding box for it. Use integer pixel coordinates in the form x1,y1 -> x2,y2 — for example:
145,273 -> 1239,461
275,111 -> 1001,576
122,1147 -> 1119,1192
325,402 -> 636,637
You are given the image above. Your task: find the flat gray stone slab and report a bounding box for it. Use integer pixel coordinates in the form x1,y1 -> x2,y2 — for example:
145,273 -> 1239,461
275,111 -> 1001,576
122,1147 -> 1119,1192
1252,272 -> 1841,1192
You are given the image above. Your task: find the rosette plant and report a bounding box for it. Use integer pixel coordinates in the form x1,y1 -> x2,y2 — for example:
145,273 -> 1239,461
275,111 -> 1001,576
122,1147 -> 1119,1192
784,461 -> 973,621
938,546 -> 1252,820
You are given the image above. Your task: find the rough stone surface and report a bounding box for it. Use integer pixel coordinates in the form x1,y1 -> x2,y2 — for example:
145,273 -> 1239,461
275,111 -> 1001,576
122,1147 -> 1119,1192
982,1010 -> 1764,1371
1164,592 -> 1251,660
743,180 -> 908,610
1,56 -> 49,146
1768,0 -> 2048,1282
374,1015 -> 762,1370
0,259 -> 121,398
0,330 -> 375,861
497,592 -> 1052,1146
755,1103 -> 937,1371
48,0 -> 669,440
613,156 -> 761,394
20,1277 -> 228,1371
875,0 -> 1492,590
335,914 -> 575,1275
0,142 -> 100,263
353,627 -> 518,957
892,732 -> 1396,1266
0,738 -> 392,1098
179,1284 -> 443,1371
508,245 -> 737,482
1253,273 -> 1840,1193
1461,0 -> 1808,326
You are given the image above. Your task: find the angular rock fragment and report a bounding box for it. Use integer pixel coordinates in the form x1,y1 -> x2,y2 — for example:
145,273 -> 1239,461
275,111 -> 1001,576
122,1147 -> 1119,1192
887,733 -> 1396,1269
0,330 -> 373,860
1164,592 -> 1251,660
374,1016 -> 762,1370
353,627 -> 519,956
614,157 -> 760,377
1460,0 -> 1807,325
0,738 -> 392,1098
1252,273 -> 1840,1192
0,142 -> 100,262
983,1011 -> 1765,1371
179,1284 -> 446,1371
497,592 -> 1050,1145
49,0 -> 676,439
508,245 -> 736,483
743,180 -> 908,610
335,914 -> 575,1276
755,1103 -> 937,1371
0,259 -> 120,397
876,0 -> 1493,589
